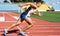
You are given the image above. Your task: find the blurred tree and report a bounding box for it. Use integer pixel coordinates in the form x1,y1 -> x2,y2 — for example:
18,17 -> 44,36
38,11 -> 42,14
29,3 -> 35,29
4,0 -> 8,2
10,0 -> 45,3
20,0 -> 23,2
11,0 -> 21,3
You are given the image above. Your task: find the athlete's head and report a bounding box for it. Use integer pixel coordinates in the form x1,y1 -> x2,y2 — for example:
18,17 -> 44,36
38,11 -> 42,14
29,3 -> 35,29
36,0 -> 44,7
36,2 -> 41,7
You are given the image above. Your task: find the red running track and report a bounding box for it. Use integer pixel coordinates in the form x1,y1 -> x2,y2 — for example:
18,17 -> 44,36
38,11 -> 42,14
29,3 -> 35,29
0,12 -> 60,36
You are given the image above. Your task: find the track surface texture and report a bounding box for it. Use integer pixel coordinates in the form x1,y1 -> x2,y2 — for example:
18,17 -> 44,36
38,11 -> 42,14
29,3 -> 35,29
0,12 -> 60,36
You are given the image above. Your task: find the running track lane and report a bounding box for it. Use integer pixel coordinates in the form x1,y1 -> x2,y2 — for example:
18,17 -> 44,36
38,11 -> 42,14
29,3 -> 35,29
0,12 -> 3,17
4,12 -> 17,21
0,12 -> 60,36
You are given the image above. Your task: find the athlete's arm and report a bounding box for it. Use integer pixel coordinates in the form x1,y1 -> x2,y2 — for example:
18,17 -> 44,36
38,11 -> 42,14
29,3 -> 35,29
24,3 -> 37,9
19,3 -> 37,8
18,3 -> 31,7
30,3 -> 37,9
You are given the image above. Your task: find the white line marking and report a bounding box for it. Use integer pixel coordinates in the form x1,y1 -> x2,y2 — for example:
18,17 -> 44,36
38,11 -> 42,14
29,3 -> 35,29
6,13 -> 19,20
0,17 -> 5,22
3,12 -> 5,21
28,35 -> 60,36
48,35 -> 60,36
0,12 -> 36,22
29,30 -> 60,32
13,16 -> 19,20
5,21 -> 16,22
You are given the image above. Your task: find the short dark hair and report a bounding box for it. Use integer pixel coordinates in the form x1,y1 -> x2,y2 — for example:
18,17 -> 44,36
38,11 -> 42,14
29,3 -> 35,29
36,0 -> 44,4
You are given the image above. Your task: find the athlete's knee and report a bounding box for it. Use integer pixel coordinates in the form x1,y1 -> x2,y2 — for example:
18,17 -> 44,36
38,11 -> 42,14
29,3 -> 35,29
28,22 -> 33,26
17,22 -> 21,24
27,21 -> 32,24
29,23 -> 33,27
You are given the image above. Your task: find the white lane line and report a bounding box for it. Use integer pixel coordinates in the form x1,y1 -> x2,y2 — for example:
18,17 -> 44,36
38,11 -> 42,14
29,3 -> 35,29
13,16 -> 19,20
5,21 -> 16,22
6,12 -> 19,20
0,12 -> 5,22
28,30 -> 60,32
0,17 -> 5,22
28,35 -> 60,36
0,12 -> 36,22
0,12 -> 7,13
3,12 -> 5,21
48,35 -> 60,36
34,25 -> 60,26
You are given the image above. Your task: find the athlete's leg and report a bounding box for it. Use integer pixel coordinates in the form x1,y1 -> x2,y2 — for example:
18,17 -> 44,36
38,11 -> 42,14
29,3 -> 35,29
6,18 -> 24,31
4,18 -> 24,36
22,18 -> 33,31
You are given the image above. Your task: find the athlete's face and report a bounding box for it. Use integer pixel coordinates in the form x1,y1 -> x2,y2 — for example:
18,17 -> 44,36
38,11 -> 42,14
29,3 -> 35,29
36,2 -> 41,7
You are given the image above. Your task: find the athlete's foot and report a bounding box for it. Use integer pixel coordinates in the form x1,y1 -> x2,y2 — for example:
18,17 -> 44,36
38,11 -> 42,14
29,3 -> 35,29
4,29 -> 8,36
19,31 -> 27,36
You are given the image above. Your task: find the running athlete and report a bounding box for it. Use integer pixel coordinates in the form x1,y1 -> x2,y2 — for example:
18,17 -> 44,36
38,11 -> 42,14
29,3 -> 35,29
4,2 -> 40,36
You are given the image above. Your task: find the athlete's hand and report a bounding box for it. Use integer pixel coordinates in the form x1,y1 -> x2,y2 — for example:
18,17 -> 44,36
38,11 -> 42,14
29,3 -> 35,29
18,4 -> 23,7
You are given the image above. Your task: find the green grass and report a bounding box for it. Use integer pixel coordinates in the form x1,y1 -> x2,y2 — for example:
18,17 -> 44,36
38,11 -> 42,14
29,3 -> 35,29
15,12 -> 60,22
31,12 -> 60,22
